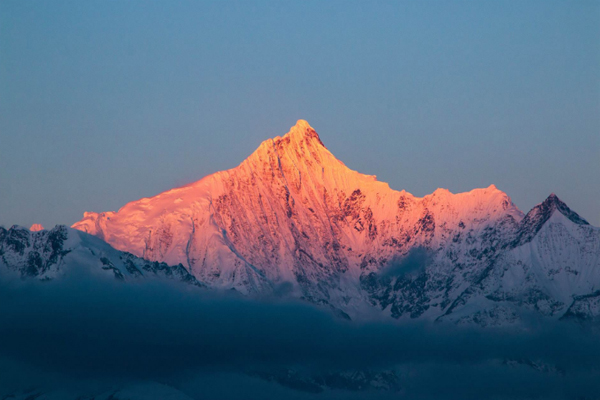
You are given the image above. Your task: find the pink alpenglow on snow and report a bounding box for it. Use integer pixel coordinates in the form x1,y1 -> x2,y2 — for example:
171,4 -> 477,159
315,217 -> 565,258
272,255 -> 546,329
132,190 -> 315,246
30,224 -> 44,232
72,120 -> 522,295
70,120 -> 600,324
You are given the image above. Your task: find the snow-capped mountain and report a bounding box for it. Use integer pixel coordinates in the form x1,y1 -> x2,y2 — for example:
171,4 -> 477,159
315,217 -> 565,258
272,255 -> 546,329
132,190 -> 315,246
0,225 -> 201,286
365,193 -> 600,325
71,120 -> 600,323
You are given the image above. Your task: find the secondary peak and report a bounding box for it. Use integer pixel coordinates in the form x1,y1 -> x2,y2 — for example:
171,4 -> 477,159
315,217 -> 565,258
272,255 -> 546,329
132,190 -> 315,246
30,224 -> 44,232
538,193 -> 589,225
542,193 -> 562,208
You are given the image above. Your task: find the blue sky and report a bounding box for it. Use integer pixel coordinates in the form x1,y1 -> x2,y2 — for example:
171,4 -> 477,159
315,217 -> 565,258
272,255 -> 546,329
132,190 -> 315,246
1,0 -> 598,227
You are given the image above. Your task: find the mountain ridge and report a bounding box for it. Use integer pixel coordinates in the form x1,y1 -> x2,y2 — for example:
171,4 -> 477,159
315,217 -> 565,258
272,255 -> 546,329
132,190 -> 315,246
0,224 -> 202,286
69,120 -> 600,323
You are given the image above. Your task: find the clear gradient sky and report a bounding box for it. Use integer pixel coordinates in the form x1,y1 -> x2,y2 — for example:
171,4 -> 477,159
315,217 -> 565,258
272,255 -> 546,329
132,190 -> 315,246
1,0 -> 599,228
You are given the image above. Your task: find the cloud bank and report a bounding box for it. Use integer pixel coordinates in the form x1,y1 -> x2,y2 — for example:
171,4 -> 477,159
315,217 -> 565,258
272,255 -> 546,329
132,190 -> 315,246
0,269 -> 599,399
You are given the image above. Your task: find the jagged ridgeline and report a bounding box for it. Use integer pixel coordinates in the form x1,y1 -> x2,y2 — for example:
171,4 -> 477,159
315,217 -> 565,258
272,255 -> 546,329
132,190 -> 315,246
0,225 -> 202,286
8,120 -> 597,324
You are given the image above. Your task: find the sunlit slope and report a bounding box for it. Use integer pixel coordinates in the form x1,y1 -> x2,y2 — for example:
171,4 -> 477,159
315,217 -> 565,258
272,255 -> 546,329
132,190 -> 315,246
72,121 -> 526,304
71,120 -> 600,324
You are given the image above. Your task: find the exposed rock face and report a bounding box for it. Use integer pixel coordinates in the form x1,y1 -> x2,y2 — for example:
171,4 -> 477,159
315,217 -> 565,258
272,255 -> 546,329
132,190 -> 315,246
71,120 -> 600,323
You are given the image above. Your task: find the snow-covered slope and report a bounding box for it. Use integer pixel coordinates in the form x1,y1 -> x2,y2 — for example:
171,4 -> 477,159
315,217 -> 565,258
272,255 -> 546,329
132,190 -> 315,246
444,194 -> 600,324
0,225 -> 202,286
71,120 -> 600,323
364,193 -> 600,325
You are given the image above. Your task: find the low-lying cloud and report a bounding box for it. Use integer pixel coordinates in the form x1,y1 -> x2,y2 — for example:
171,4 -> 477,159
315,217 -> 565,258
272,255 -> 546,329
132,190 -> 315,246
378,247 -> 430,279
0,268 -> 599,399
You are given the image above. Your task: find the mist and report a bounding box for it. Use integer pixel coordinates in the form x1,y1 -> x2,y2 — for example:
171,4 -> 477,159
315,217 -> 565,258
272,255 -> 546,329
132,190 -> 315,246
378,247 -> 431,279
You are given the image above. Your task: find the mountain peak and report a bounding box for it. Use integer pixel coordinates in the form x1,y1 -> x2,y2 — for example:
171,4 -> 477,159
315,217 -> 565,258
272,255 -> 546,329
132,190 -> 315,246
511,193 -> 590,247
541,193 -> 568,212
292,119 -> 313,131
546,192 -> 558,202
282,119 -> 325,147
30,224 -> 44,232
246,120 -> 329,170
541,193 -> 589,225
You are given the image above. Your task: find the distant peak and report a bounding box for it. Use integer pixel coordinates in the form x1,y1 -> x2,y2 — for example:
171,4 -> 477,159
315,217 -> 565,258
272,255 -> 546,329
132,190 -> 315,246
30,224 -> 44,232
